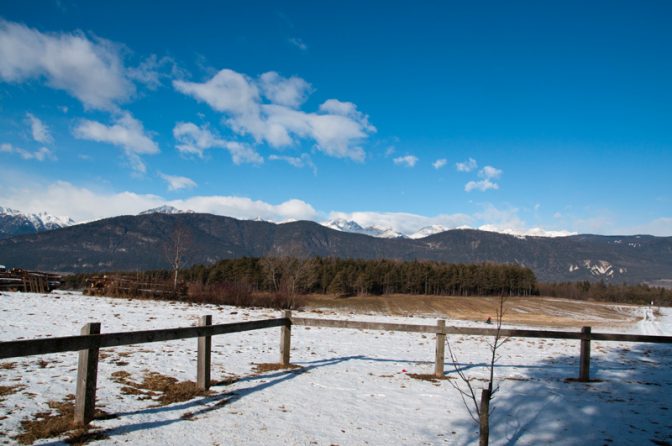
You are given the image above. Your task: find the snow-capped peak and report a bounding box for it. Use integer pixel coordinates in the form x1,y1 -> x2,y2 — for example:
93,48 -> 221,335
322,219 -> 405,239
409,225 -> 448,239
139,205 -> 194,215
0,206 -> 75,227
323,218 -> 366,233
478,224 -> 576,238
0,206 -> 75,238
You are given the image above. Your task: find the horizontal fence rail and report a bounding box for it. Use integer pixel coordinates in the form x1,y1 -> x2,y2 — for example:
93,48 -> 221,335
0,310 -> 670,428
290,317 -> 672,343
0,318 -> 287,360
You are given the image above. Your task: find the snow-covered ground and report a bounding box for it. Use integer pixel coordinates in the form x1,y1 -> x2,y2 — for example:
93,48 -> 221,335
0,291 -> 671,445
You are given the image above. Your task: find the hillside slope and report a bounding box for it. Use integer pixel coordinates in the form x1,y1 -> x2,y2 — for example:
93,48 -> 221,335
0,213 -> 670,283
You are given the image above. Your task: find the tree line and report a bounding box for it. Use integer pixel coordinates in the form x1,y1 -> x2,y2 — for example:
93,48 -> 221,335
179,257 -> 539,297
61,257 -> 672,306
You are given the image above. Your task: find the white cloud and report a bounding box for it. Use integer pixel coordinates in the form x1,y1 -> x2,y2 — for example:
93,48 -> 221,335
158,173 -> 197,191
269,153 -> 317,174
0,19 -> 134,110
73,112 -> 158,173
474,203 -> 524,230
0,180 -> 319,223
178,195 -> 318,222
259,71 -> 312,108
393,155 -> 418,167
625,217 -> 672,236
432,158 -> 447,169
472,203 -> 576,237
174,68 -> 375,161
479,165 -> 502,179
456,157 -> 477,172
288,37 -> 308,51
172,122 -> 263,165
0,177 -> 586,237
25,113 -> 53,143
465,179 -> 499,192
127,54 -> 183,90
174,69 -> 259,114
465,165 -> 503,191
0,143 -> 55,161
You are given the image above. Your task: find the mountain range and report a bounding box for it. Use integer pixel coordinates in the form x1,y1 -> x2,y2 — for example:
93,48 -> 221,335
0,206 -> 75,239
0,210 -> 670,285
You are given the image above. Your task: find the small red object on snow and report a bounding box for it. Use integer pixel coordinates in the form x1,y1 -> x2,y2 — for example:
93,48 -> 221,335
402,369 -> 407,373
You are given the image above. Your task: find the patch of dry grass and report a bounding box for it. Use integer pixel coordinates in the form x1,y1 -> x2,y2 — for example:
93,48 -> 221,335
252,363 -> 302,374
407,373 -> 453,383
111,370 -> 210,406
14,396 -> 112,445
0,384 -> 25,400
0,361 -> 16,370
301,294 -> 638,328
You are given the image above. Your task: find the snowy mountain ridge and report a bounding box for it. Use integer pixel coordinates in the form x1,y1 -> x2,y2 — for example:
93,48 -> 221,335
320,219 -> 574,239
322,218 -> 405,239
0,205 -> 75,239
138,205 -> 194,215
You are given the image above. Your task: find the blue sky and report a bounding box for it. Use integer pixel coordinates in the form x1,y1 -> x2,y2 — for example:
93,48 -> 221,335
0,0 -> 670,236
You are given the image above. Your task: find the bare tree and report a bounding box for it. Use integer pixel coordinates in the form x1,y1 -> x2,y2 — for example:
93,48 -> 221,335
261,256 -> 283,292
164,224 -> 191,290
447,294 -> 508,446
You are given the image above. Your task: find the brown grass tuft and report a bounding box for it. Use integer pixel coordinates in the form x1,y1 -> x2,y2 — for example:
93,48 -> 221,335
252,363 -> 302,374
110,370 -> 132,383
0,384 -> 26,401
111,370 -> 210,406
37,359 -> 49,368
14,399 -> 111,445
0,362 -> 16,370
407,373 -> 453,383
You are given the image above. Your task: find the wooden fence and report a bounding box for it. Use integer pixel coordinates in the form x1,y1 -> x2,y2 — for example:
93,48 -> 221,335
0,269 -> 62,293
1,311 -> 671,427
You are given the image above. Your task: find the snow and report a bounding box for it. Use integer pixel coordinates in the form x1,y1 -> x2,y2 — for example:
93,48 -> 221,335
477,225 -> 577,238
138,206 -> 194,215
409,225 -> 448,239
0,206 -> 75,229
0,291 -> 671,445
322,219 -> 576,240
322,219 -> 405,238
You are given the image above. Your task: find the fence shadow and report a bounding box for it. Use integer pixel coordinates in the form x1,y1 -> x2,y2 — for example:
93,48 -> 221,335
446,342 -> 672,446
40,355 -> 365,444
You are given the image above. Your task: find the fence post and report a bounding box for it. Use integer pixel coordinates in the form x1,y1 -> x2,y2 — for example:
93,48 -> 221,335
197,315 -> 212,390
74,322 -> 101,426
280,310 -> 292,366
435,319 -> 446,378
479,387 -> 491,446
579,326 -> 591,382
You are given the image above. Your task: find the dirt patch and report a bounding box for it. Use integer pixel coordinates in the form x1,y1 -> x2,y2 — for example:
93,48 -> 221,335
0,362 -> 16,370
252,363 -> 303,374
0,384 -> 25,400
301,294 -> 640,328
14,396 -> 113,445
111,370 -> 210,406
407,373 -> 453,383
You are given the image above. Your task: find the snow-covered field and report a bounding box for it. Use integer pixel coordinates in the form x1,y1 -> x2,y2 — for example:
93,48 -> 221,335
1,291 -> 671,445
